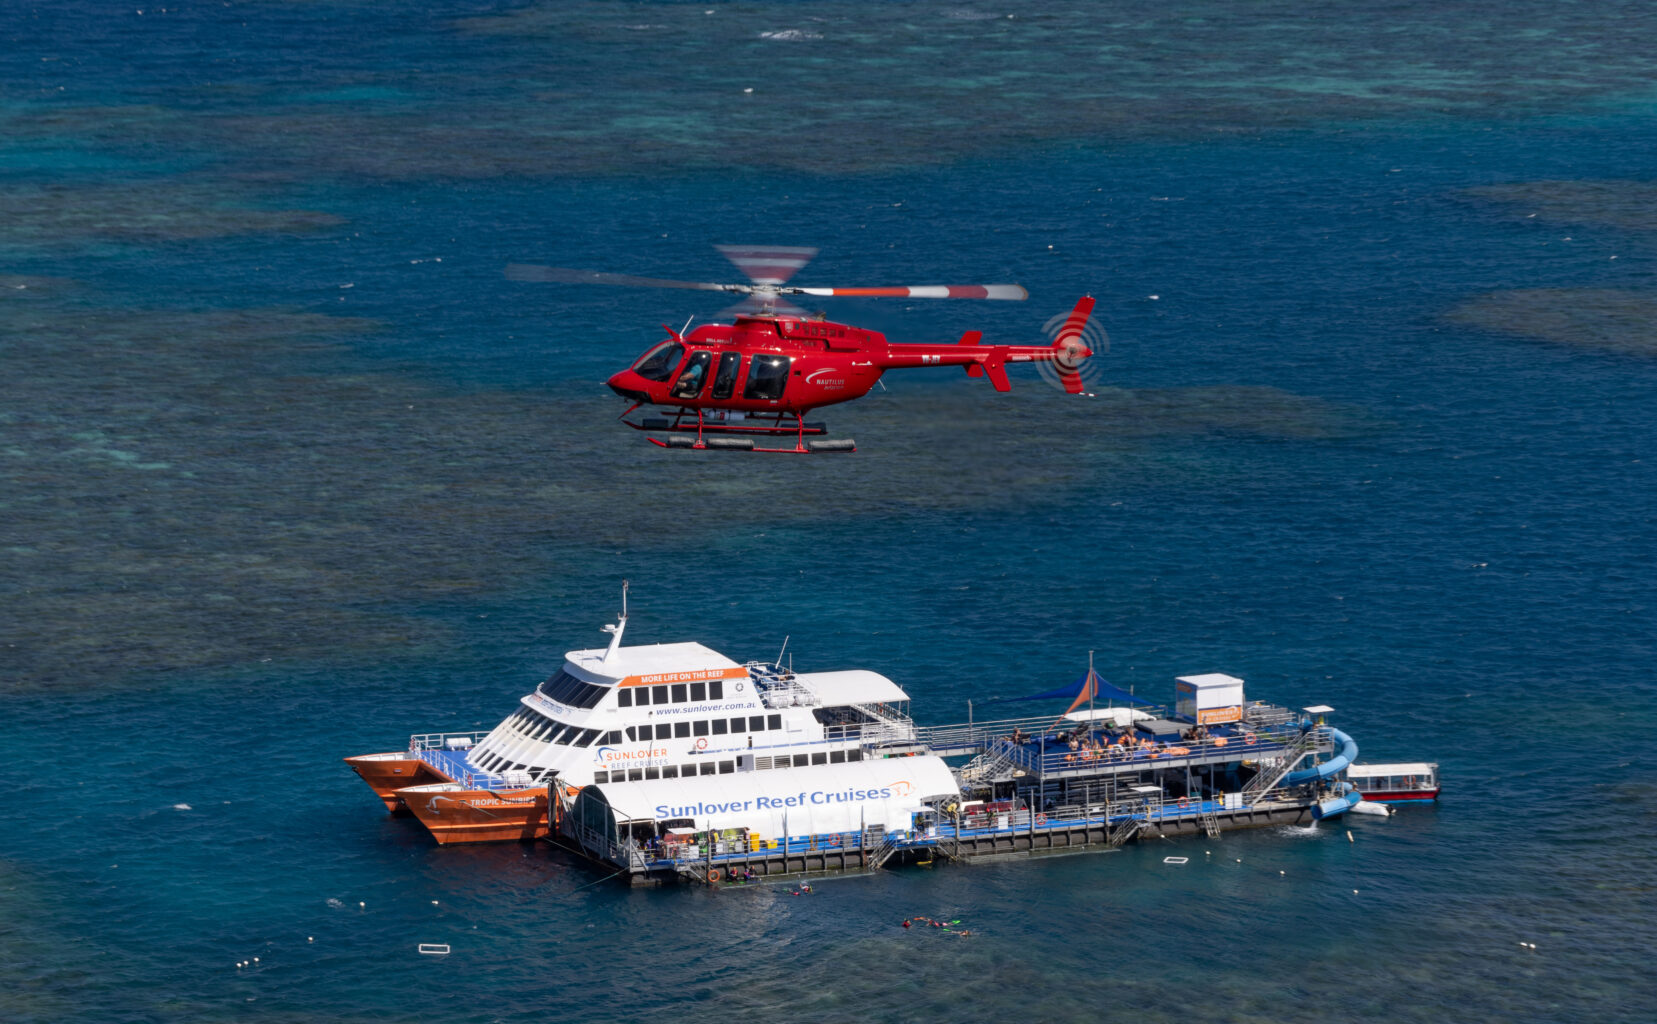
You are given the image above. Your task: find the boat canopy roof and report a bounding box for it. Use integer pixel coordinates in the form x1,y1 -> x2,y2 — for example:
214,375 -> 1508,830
587,756 -> 958,836
795,669 -> 908,705
1348,762 -> 1437,777
564,641 -> 744,683
1064,707 -> 1152,725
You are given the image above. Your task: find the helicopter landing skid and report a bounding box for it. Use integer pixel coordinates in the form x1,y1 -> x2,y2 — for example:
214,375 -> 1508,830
647,434 -> 856,454
623,407 -> 854,453
625,409 -> 827,437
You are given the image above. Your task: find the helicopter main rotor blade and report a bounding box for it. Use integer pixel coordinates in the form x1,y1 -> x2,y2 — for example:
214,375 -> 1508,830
505,264 -> 749,293
715,245 -> 819,285
786,284 -> 1029,301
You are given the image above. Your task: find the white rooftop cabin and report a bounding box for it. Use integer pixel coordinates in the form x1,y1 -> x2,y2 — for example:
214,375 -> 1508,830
1174,673 -> 1245,725
1348,762 -> 1437,778
791,669 -> 908,705
565,641 -> 744,682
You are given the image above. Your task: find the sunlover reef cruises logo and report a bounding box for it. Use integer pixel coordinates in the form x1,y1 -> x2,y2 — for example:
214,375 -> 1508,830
594,745 -> 669,767
654,780 -> 914,818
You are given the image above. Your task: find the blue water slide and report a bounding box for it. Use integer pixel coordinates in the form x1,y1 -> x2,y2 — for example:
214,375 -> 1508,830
1280,726 -> 1358,786
1311,783 -> 1363,820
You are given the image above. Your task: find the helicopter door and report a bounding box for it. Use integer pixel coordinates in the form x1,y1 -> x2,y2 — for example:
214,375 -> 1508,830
743,355 -> 792,401
669,350 -> 713,398
710,351 -> 740,400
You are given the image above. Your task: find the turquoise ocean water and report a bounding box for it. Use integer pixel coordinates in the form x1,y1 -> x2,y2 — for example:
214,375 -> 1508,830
4,2 -> 1656,1021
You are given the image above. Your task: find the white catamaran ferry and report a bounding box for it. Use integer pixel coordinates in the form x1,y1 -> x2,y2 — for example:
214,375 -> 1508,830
346,588 -> 922,843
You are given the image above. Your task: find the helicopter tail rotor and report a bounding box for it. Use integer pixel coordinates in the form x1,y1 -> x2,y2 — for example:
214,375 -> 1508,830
1034,296 -> 1106,395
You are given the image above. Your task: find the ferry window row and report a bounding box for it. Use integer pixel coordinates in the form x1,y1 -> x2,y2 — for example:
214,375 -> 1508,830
615,679 -> 727,707
622,713 -> 783,742
537,670 -> 609,709
591,748 -> 861,785
498,707 -> 602,748
595,761 -> 730,784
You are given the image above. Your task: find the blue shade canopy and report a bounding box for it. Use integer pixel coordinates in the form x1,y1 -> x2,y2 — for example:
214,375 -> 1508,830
977,670 -> 1155,706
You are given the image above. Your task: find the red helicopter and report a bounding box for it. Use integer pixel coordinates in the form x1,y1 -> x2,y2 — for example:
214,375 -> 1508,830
506,246 -> 1097,453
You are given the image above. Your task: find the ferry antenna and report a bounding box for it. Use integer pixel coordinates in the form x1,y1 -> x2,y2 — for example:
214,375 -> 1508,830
602,580 -> 629,664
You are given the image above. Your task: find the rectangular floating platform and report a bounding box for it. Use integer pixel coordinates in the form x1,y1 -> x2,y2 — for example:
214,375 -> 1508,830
554,797 -> 1326,887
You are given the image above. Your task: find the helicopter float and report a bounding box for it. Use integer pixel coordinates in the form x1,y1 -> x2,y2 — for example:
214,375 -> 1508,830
506,246 -> 1097,453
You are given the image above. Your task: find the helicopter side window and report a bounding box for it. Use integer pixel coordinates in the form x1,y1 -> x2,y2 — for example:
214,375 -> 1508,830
743,355 -> 792,401
670,350 -> 712,398
710,351 -> 741,399
633,341 -> 684,382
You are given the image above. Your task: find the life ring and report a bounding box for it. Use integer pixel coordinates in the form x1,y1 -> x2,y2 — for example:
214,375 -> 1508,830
707,868 -> 722,883
1036,813 -> 1047,825
1405,776 -> 1416,787
1243,732 -> 1258,746
695,737 -> 707,750
1177,796 -> 1190,809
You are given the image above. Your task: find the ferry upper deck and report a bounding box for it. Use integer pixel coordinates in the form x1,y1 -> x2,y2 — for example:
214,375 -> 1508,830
380,619 -> 920,801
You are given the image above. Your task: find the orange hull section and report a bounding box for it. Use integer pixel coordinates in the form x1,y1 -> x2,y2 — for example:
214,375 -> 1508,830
401,787 -> 549,844
344,754 -> 448,814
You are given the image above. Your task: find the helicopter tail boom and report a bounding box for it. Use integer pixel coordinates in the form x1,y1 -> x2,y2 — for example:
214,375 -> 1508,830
961,296 -> 1096,393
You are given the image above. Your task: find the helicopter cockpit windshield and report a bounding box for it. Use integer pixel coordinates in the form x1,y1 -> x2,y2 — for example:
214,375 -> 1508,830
633,341 -> 684,382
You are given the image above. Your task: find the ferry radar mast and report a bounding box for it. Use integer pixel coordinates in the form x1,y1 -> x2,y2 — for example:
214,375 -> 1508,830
601,580 -> 629,664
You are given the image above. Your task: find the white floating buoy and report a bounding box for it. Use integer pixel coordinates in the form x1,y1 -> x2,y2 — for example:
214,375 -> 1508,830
307,937 -> 313,943
1280,870 -> 1285,876
431,900 -> 439,905
1148,295 -> 1159,300
359,902 -> 365,908
252,957 -> 259,963
743,87 -> 753,93
173,803 -> 191,811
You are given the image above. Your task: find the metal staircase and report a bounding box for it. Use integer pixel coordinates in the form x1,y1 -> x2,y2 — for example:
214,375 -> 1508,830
869,831 -> 905,870
1201,803 -> 1221,838
679,860 -> 716,886
1240,729 -> 1321,807
1107,816 -> 1143,847
959,739 -> 1023,784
